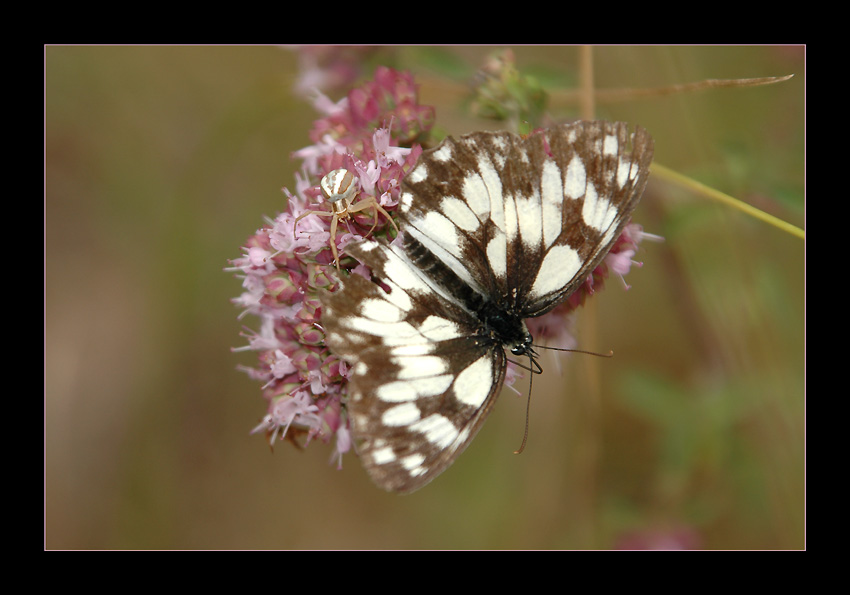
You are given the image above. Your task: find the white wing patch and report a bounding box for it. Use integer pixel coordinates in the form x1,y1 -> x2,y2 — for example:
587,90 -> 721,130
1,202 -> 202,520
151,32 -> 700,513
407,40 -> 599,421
375,375 -> 454,402
440,196 -> 481,232
564,155 -> 587,199
616,158 -> 632,189
504,190 -> 519,243
462,171 -> 492,219
418,315 -> 463,342
381,247 -> 434,295
379,279 -> 413,311
454,356 -> 493,408
360,298 -> 403,322
371,446 -> 397,465
486,233 -> 508,279
603,134 -> 619,156
389,344 -> 435,357
382,402 -> 421,426
400,190 -> 415,211
529,244 -> 582,300
392,355 -> 448,379
407,164 -> 427,185
411,413 -> 460,449
432,143 -> 453,162
581,182 -> 618,233
401,453 -> 427,475
343,316 -> 419,339
515,189 -> 543,250
419,211 -> 462,259
541,159 -> 564,248
479,160 -> 505,232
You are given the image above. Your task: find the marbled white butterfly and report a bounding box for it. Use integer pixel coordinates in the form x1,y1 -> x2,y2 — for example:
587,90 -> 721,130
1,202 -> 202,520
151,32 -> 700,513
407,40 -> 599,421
321,120 -> 654,493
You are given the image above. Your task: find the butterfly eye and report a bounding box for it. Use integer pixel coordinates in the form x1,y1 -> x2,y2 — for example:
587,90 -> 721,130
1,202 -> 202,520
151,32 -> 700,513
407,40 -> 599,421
510,333 -> 534,356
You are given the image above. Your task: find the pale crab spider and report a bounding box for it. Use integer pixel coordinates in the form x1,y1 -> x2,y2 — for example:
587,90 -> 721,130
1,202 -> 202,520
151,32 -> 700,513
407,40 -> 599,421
294,168 -> 399,270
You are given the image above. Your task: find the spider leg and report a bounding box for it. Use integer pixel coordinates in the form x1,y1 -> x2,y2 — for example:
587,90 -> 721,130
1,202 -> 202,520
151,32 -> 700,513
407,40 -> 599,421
328,213 -> 342,271
347,198 -> 399,237
341,214 -> 356,236
293,208 -> 333,238
373,201 -> 399,234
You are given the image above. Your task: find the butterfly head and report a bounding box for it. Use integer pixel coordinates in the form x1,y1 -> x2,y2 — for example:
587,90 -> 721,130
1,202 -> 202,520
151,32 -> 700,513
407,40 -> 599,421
509,331 -> 534,357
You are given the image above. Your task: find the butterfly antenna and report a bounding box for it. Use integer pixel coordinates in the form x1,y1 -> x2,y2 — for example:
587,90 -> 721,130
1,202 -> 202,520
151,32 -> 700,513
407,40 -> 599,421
533,344 -> 614,358
512,347 -> 611,455
514,349 -> 539,455
506,357 -> 543,374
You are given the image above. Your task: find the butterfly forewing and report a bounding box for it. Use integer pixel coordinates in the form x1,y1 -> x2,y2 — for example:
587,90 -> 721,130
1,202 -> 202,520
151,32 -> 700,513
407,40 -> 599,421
322,121 -> 654,492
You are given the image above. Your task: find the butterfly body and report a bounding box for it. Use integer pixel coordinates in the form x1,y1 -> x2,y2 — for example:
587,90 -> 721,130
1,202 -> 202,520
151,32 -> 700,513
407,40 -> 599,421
322,121 -> 654,492
403,233 -> 532,356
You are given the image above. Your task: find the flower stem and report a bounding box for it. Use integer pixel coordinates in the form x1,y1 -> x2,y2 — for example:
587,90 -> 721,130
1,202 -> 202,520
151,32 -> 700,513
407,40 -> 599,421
652,162 -> 804,240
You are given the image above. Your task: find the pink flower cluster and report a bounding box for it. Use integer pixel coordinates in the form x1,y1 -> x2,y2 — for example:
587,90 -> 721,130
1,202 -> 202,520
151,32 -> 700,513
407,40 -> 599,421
228,67 -> 432,466
289,46 -> 380,98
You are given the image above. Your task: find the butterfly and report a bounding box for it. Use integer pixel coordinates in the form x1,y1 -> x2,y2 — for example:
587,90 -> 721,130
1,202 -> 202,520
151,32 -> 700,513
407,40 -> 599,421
321,120 -> 654,492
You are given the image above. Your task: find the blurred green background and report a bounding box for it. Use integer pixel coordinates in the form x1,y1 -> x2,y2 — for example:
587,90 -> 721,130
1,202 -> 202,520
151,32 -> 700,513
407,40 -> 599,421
45,45 -> 804,550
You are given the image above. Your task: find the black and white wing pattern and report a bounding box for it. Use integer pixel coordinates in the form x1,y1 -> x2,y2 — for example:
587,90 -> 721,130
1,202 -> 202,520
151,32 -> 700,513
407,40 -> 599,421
322,120 -> 654,493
